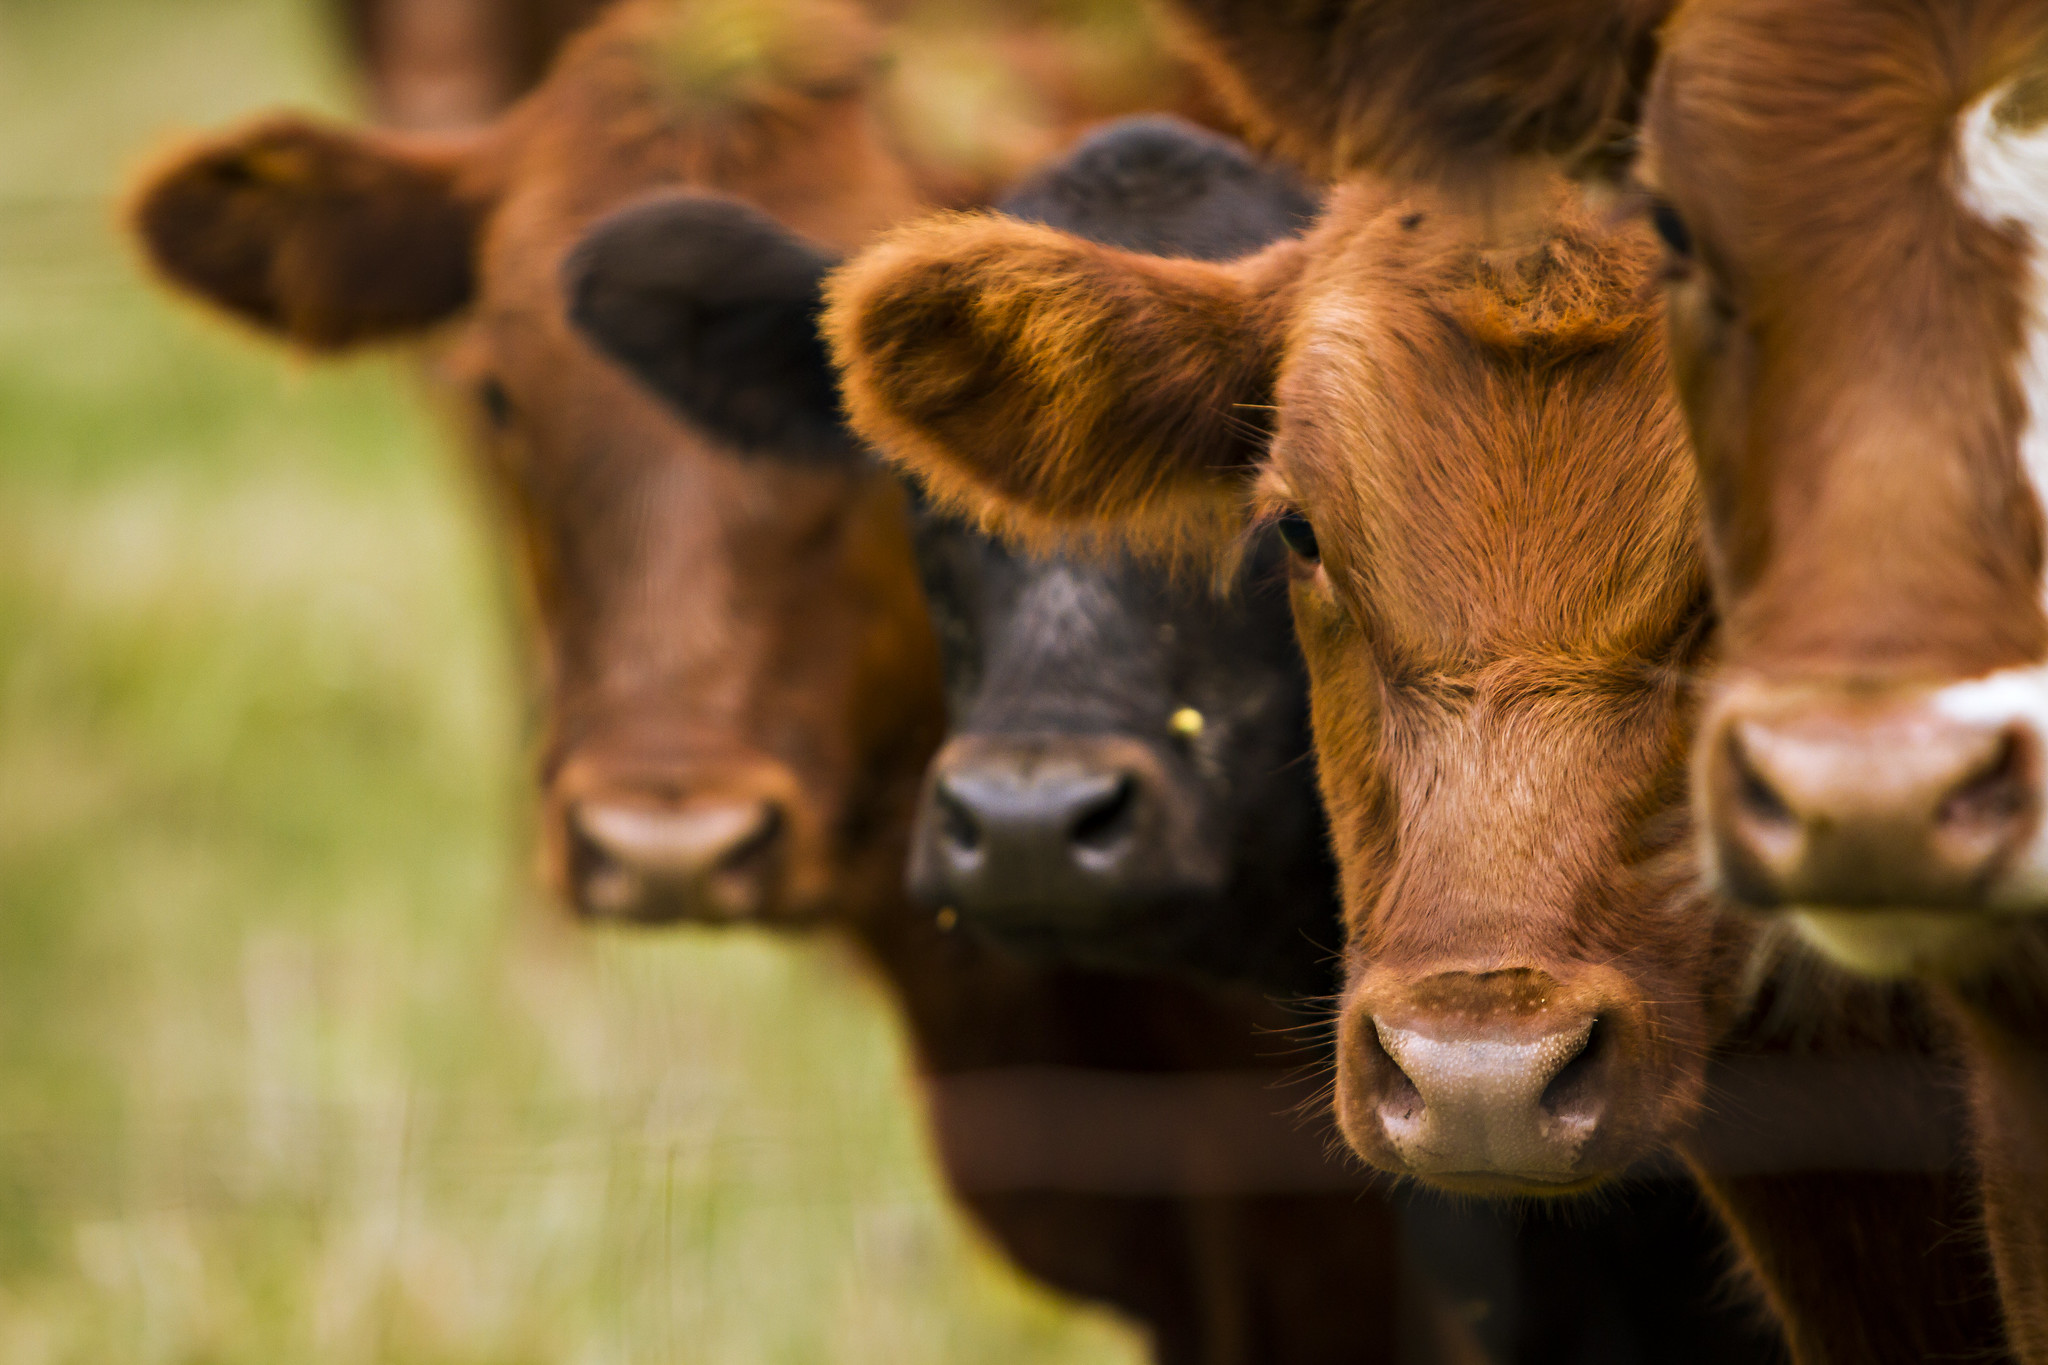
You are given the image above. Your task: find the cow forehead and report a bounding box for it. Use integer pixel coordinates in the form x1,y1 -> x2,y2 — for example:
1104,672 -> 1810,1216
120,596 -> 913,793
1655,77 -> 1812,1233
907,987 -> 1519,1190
1645,0 -> 2031,282
1644,0 -> 2048,667
433,1 -> 907,492
1272,208 -> 1700,666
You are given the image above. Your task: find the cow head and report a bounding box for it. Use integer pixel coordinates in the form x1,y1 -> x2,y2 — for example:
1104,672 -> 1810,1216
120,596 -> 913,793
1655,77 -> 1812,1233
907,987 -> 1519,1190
567,119 -> 1343,994
1634,0 -> 2048,979
130,0 -> 944,927
828,172 -> 1752,1193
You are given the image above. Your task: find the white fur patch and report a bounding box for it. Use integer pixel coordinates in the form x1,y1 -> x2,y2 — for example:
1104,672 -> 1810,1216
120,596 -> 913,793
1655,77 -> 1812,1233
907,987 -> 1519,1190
1928,663 -> 2048,902
1959,81 -> 2048,580
1912,85 -> 2048,911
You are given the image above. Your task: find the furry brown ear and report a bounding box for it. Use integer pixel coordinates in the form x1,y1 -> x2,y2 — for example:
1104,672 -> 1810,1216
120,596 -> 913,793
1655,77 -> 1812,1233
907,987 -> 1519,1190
131,116 -> 485,349
824,214 -> 1300,550
1156,0 -> 1670,185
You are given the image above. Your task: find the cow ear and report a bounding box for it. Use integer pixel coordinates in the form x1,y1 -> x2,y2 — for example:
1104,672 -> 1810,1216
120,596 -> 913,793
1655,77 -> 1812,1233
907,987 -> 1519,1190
825,214 -> 1301,552
563,192 -> 852,461
131,116 -> 483,350
1158,0 -> 1666,185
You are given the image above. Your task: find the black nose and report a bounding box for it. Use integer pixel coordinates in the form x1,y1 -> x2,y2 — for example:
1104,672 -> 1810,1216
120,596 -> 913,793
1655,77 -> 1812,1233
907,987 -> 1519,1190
909,734 -> 1215,930
936,766 -> 1139,868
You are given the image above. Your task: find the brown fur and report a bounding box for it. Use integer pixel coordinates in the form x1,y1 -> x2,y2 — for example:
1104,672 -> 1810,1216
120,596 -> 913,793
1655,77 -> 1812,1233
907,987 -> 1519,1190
129,5 -> 1412,1359
1943,947 -> 2048,1363
338,0 -> 611,127
132,119 -> 485,347
830,172 -> 2010,1361
337,0 -> 1229,203
1644,0 -> 2048,678
1149,0 -> 1668,186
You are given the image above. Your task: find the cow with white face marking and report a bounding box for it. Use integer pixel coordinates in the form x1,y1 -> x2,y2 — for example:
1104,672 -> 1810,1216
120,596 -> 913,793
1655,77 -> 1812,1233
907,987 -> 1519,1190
1640,14 -> 2048,1354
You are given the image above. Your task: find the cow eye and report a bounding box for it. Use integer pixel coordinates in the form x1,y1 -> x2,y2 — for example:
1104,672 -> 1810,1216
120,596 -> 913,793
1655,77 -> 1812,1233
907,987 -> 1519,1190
1276,511 -> 1320,563
478,377 -> 514,428
1649,200 -> 1693,260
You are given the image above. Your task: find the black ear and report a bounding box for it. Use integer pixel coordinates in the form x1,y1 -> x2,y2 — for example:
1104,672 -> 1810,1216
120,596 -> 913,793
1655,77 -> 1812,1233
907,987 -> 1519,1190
997,115 -> 1320,262
563,191 -> 854,461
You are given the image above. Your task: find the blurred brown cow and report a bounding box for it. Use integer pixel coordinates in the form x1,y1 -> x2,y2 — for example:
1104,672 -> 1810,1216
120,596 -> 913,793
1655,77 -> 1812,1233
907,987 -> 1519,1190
126,4 -> 1425,1361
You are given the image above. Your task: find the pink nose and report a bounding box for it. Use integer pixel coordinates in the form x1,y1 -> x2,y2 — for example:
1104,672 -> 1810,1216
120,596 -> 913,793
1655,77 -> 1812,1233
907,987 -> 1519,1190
568,797 -> 784,922
1701,690 -> 2039,909
1340,969 -> 1638,1192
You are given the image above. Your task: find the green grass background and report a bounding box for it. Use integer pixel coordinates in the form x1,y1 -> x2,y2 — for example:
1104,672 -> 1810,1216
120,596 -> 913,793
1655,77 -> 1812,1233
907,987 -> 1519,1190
0,1 -> 1142,1360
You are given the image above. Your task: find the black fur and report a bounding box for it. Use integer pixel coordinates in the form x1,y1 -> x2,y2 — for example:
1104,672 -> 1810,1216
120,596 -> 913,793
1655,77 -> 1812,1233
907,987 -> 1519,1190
999,115 -> 1319,258
563,191 -> 855,462
909,506 -> 1342,996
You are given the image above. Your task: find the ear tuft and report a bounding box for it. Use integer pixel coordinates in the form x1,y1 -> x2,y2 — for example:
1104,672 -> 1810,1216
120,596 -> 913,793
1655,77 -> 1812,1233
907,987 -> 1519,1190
563,191 -> 854,461
131,116 -> 480,349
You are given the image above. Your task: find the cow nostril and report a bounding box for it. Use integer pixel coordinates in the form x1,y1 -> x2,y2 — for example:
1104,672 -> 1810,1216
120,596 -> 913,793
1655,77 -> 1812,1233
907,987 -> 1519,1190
1938,731 -> 2032,829
1371,1024 -> 1425,1123
1728,729 -> 1796,826
1538,1017 -> 1604,1123
570,822 -> 642,917
1070,774 -> 1138,853
716,803 -> 783,873
935,781 -> 983,854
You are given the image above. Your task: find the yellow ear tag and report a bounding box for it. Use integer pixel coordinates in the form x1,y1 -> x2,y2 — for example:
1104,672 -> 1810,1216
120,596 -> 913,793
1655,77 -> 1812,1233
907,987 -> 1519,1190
1170,707 -> 1205,741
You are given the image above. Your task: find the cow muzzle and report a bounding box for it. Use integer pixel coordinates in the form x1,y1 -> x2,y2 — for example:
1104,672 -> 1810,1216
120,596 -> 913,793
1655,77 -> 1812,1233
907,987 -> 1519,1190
1339,968 -> 1645,1193
1700,678 -> 2045,975
552,757 -> 815,925
907,732 -> 1224,943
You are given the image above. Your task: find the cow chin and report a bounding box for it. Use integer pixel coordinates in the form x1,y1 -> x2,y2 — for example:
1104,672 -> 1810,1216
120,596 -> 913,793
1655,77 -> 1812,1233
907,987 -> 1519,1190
1788,907 -> 2019,982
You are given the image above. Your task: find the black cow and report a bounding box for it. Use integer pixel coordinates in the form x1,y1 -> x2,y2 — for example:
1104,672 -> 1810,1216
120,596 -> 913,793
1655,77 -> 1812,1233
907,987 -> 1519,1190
903,121 -> 1335,995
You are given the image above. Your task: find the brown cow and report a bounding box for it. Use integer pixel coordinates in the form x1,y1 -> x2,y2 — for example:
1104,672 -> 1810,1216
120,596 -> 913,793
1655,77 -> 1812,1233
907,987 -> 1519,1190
126,4 -> 1428,1361
826,170 -> 2011,1362
1135,0 -> 2048,1353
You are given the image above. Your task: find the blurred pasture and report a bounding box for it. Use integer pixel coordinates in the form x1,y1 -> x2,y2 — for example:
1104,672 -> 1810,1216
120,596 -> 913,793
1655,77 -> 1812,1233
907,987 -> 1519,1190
0,1 -> 1140,1360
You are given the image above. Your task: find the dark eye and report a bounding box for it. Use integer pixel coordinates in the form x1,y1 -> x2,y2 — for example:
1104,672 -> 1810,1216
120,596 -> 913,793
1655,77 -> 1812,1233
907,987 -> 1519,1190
1649,200 -> 1694,260
1276,510 -> 1319,563
478,377 -> 514,428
